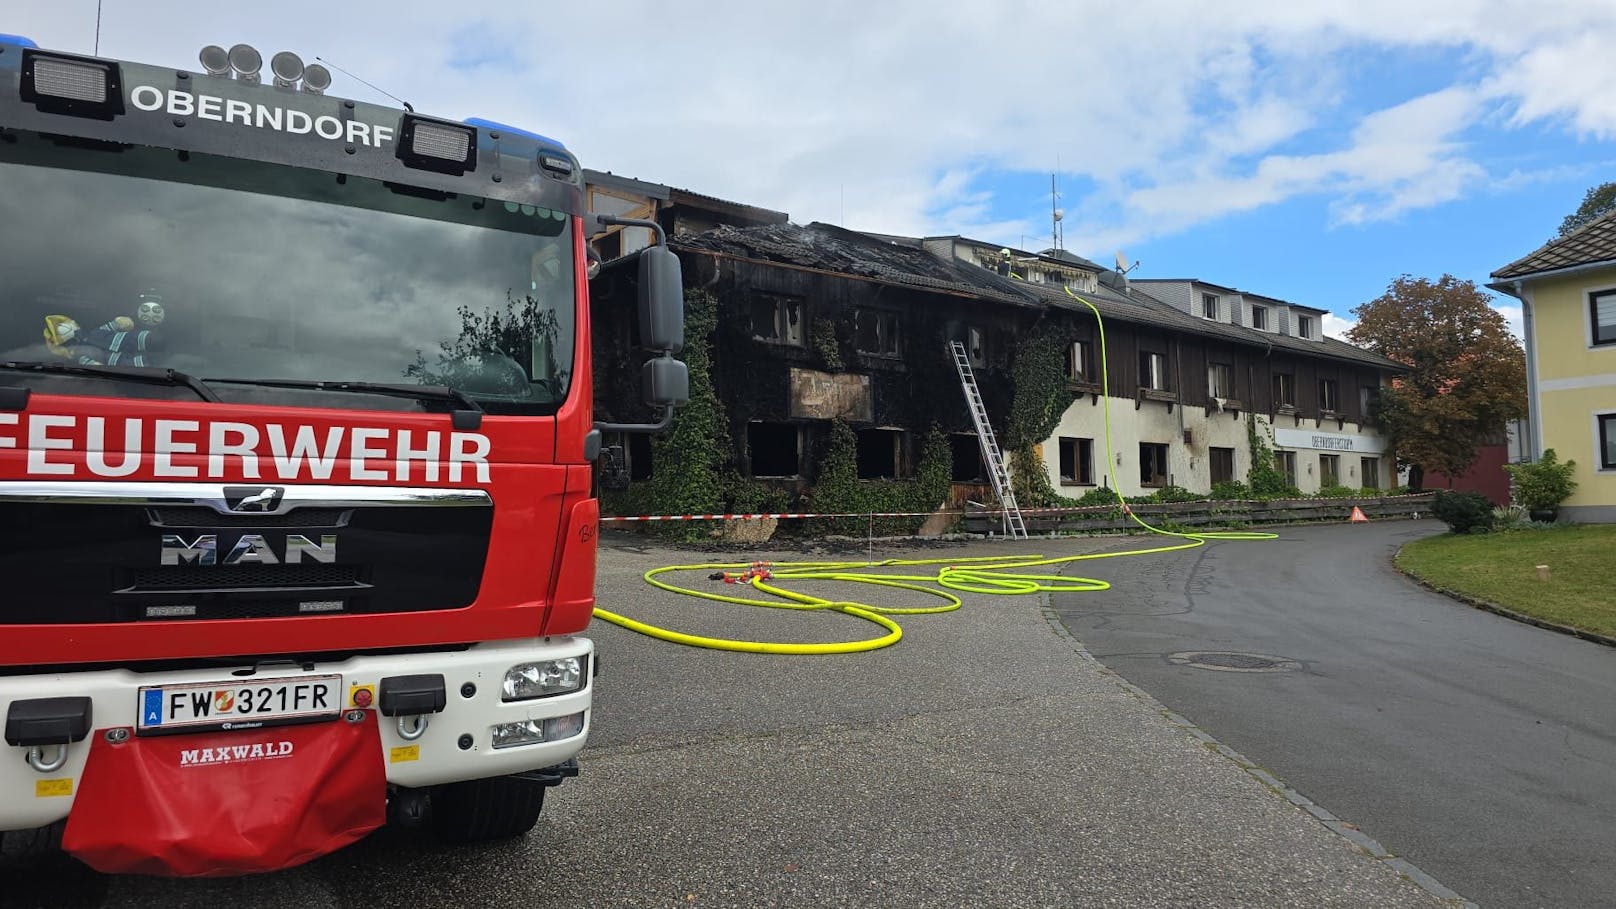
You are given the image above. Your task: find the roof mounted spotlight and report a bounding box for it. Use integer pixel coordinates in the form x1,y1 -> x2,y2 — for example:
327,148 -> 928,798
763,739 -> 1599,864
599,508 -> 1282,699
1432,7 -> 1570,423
198,45 -> 231,76
19,49 -> 125,120
301,62 -> 332,95
227,43 -> 262,84
269,51 -> 303,89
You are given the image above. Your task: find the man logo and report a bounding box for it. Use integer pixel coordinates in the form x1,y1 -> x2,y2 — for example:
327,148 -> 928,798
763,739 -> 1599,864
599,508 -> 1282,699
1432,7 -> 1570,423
226,486 -> 284,512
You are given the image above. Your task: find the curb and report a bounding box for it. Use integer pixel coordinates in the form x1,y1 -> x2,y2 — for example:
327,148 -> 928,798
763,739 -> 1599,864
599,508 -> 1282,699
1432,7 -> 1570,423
1037,597 -> 1476,908
1392,545 -> 1616,649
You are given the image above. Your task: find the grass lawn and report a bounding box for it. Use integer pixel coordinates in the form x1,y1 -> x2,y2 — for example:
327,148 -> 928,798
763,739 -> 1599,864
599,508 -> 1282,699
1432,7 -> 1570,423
1396,525 -> 1616,637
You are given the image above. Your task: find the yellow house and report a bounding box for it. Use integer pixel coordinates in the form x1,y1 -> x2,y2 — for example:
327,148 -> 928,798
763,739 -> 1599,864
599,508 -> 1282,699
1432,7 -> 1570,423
1491,211 -> 1616,522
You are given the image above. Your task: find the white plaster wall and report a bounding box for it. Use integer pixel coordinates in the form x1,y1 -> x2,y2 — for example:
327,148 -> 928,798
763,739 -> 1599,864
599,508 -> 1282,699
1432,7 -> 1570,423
1259,413 -> 1392,493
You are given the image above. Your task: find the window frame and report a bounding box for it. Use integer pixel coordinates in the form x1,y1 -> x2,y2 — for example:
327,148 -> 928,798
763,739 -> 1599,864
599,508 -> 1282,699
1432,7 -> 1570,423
1360,456 -> 1380,489
1250,305 -> 1269,331
1273,373 -> 1297,409
1058,436 -> 1095,486
1592,288 -> 1616,347
1319,378 -> 1339,414
1319,453 -> 1340,487
1201,292 -> 1219,320
1207,362 -> 1234,399
750,293 -> 805,347
855,308 -> 901,357
1140,350 -> 1170,392
1275,450 -> 1297,487
1210,447 -> 1235,485
1065,339 -> 1096,385
1297,314 -> 1314,339
1139,442 -> 1170,488
1598,412 -> 1616,470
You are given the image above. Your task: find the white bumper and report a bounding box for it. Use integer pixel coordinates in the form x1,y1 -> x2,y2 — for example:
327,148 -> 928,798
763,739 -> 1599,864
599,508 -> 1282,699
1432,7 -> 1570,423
0,636 -> 592,831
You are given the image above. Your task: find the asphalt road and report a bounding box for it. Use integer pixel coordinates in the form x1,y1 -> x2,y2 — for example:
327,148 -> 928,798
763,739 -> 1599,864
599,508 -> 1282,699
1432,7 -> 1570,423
3,535 -> 1451,908
1049,519 -> 1616,909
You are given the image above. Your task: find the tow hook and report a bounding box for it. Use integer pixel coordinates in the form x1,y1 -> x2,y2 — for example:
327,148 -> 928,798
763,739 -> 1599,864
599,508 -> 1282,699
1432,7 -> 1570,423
5,697 -> 92,774
378,674 -> 446,742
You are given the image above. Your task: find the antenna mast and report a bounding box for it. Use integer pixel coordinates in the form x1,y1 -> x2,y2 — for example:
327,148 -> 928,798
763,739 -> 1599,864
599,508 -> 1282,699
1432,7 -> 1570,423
1050,169 -> 1064,254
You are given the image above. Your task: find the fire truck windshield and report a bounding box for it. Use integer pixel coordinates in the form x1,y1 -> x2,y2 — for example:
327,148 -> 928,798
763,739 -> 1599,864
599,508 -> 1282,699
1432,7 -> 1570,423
0,130 -> 576,415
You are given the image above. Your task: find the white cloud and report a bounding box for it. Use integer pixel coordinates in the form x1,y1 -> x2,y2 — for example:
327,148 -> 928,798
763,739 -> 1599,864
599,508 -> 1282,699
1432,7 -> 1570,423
9,0 -> 1616,253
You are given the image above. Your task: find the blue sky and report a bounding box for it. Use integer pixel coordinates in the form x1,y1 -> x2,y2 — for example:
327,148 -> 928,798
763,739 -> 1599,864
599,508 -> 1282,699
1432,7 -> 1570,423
12,0 -> 1616,341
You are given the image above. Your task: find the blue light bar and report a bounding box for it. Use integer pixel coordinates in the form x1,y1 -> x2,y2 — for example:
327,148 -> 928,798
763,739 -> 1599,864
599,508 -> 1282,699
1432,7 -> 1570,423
464,117 -> 566,151
0,33 -> 39,48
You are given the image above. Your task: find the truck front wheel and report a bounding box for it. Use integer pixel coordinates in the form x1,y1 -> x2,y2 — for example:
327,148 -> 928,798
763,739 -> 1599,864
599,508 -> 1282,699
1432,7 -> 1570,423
430,775 -> 546,843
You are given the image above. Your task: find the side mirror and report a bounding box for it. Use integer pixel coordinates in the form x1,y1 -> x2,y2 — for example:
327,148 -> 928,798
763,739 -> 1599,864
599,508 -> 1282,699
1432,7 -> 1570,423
642,355 -> 688,407
638,246 -> 684,354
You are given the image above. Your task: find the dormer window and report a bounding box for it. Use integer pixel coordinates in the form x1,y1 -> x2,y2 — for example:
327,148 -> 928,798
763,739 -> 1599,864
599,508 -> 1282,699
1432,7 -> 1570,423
1297,315 -> 1314,339
1250,305 -> 1269,331
1202,293 -> 1219,319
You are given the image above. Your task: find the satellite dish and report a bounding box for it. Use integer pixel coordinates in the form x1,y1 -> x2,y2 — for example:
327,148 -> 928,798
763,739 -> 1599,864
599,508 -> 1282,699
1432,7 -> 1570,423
1114,250 -> 1130,272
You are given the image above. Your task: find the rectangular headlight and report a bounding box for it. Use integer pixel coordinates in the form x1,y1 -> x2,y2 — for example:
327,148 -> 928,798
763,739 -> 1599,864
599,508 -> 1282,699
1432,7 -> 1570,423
34,57 -> 108,102
502,657 -> 585,701
490,712 -> 586,749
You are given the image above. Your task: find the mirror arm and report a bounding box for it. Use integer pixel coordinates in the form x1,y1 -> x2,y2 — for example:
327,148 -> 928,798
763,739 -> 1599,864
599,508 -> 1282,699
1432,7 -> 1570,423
590,213 -> 667,247
594,406 -> 675,435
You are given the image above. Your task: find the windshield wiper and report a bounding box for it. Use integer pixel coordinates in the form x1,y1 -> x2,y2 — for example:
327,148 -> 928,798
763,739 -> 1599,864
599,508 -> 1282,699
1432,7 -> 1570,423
0,360 -> 220,403
203,378 -> 484,430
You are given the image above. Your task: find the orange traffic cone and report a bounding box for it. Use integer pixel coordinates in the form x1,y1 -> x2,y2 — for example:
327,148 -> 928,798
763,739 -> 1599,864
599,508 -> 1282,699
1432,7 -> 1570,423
1349,506 -> 1369,523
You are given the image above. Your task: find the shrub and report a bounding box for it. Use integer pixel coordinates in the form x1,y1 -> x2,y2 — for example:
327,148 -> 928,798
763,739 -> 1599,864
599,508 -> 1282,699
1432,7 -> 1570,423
1076,487 -> 1120,507
1504,448 -> 1578,512
1431,489 -> 1496,534
1209,480 -> 1249,500
1314,484 -> 1356,498
1152,485 -> 1208,503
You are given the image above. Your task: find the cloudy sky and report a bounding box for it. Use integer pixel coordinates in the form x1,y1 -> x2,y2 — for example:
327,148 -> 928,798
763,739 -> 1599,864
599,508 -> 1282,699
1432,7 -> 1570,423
13,0 -> 1616,340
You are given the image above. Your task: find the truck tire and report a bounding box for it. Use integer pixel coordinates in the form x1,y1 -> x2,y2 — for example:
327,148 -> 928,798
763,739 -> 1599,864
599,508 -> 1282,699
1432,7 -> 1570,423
430,775 -> 546,843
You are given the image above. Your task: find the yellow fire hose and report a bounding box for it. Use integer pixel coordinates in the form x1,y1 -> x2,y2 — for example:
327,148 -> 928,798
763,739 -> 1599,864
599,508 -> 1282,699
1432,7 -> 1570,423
592,289 -> 1276,654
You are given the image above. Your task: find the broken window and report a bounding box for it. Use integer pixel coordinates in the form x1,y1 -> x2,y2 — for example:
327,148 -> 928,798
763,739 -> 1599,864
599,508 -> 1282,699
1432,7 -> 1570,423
748,422 -> 800,477
1319,378 -> 1339,413
1065,339 -> 1094,383
1059,437 -> 1094,485
750,293 -> 805,346
855,309 -> 901,356
855,428 -> 904,479
1139,442 -> 1170,487
1208,362 -> 1233,399
1140,351 -> 1169,391
1210,447 -> 1235,485
950,434 -> 985,482
1273,373 -> 1296,408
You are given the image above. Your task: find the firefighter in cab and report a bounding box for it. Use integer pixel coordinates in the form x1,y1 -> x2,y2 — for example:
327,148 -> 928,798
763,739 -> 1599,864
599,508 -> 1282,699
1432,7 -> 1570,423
44,290 -> 167,366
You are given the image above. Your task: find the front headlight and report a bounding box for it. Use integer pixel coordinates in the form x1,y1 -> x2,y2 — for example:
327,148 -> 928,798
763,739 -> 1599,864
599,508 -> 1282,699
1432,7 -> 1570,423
501,657 -> 585,701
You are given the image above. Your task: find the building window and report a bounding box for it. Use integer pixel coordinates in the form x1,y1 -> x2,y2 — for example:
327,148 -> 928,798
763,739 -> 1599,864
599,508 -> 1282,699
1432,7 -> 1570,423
1600,413 -> 1616,469
1593,289 -> 1616,346
950,434 -> 985,482
1361,457 -> 1380,489
1319,379 -> 1339,413
1208,362 -> 1233,399
750,294 -> 804,346
1139,442 -> 1170,487
1276,450 -> 1297,487
1297,315 -> 1314,339
1059,437 -> 1095,485
747,422 -> 800,477
1319,454 -> 1340,487
1210,447 -> 1235,485
1273,373 -> 1296,408
966,326 -> 987,367
1251,305 -> 1269,330
1202,293 -> 1219,319
856,428 -> 904,479
1360,386 -> 1380,423
1140,351 -> 1170,391
855,309 -> 900,356
1065,339 -> 1095,383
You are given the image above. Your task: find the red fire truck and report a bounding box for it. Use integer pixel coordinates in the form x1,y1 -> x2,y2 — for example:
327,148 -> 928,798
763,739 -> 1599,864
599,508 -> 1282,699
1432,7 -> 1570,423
0,34 -> 685,875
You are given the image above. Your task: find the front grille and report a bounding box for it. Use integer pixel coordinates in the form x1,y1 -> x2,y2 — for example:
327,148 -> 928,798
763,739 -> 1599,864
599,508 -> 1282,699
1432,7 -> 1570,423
128,564 -> 361,591
148,507 -> 350,528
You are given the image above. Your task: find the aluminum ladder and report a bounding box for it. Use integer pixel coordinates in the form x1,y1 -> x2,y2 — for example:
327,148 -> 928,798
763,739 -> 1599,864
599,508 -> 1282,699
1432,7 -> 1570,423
948,340 -> 1028,539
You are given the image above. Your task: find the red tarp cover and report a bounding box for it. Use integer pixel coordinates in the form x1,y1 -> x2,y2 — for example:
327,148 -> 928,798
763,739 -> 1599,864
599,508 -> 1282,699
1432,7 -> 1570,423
62,713 -> 386,876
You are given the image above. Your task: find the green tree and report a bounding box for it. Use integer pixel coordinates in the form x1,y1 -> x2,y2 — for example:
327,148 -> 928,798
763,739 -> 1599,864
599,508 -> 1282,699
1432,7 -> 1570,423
1346,275 -> 1527,488
1558,181 -> 1616,238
